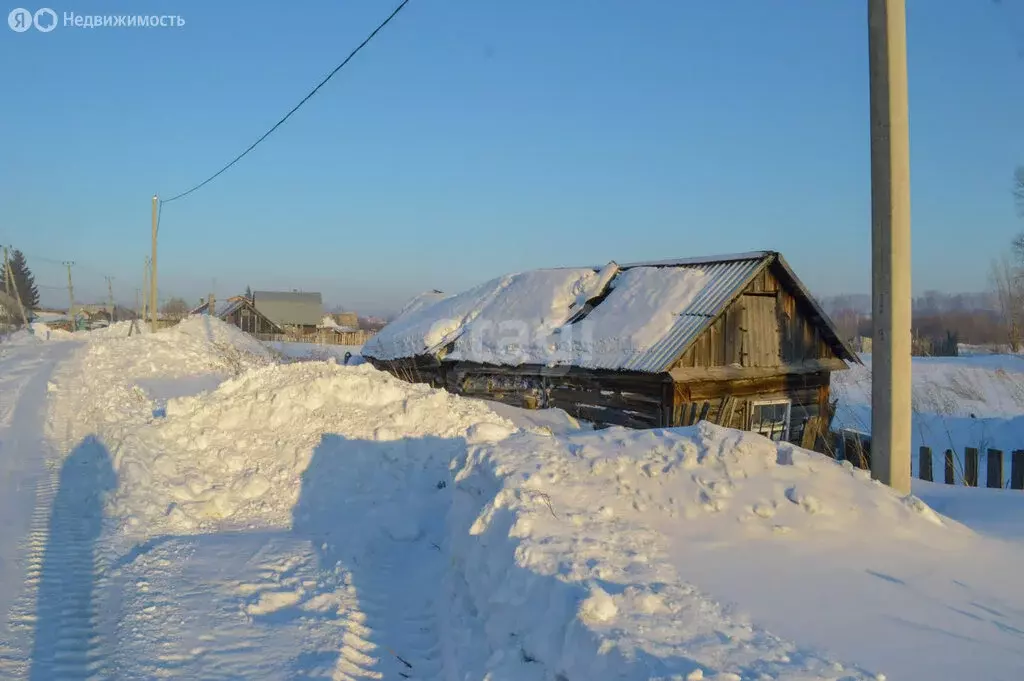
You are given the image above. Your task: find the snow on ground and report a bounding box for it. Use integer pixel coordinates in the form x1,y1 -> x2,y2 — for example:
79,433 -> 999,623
4,319 -> 1024,680
265,341 -> 364,365
450,422 -> 1024,681
832,353 -> 1024,482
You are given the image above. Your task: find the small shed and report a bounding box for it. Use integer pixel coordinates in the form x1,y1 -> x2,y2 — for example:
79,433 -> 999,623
362,252 -> 859,447
252,291 -> 323,334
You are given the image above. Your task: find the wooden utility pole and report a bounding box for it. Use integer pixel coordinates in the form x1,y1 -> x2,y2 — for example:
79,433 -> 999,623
150,194 -> 159,333
3,247 -> 29,326
868,0 -> 912,494
106,275 -> 115,323
142,256 -> 150,325
63,261 -> 76,330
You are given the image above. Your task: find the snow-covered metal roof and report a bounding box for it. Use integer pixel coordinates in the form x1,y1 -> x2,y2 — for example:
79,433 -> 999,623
366,252 -> 857,372
620,255 -> 768,372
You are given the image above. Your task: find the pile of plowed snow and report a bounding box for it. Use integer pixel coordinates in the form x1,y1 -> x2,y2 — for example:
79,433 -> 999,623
47,317 -> 276,474
444,422 -> 1024,681
107,361 -> 517,535
75,316 -> 273,380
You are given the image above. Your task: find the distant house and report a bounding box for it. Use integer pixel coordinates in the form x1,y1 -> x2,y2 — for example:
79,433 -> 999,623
331,312 -> 359,331
252,291 -> 323,335
363,251 -> 859,448
316,313 -> 373,346
192,296 -> 283,335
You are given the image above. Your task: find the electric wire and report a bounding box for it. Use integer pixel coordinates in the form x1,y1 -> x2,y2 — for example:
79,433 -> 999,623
160,0 -> 411,205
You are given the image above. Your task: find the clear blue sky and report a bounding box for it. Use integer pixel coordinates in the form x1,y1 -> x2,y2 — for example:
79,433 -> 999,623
2,0 -> 1022,314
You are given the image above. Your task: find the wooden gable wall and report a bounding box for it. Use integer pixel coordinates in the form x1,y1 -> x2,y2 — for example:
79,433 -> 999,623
671,264 -> 840,371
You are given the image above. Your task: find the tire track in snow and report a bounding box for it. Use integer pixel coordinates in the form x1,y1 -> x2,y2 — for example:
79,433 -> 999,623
1,343 -> 114,681
0,471 -> 57,677
19,437 -> 114,681
329,536 -> 445,681
0,344 -> 79,679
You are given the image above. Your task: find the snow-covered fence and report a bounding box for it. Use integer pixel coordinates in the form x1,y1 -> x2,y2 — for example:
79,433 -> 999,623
917,446 -> 1024,490
833,431 -> 1024,490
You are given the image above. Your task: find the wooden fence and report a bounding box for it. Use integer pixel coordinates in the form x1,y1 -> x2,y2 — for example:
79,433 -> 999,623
253,330 -> 373,346
832,430 -> 1024,490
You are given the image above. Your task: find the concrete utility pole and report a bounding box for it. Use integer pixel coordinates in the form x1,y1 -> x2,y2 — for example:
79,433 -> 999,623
63,261 -> 76,329
868,0 -> 912,494
106,275 -> 115,323
150,194 -> 159,333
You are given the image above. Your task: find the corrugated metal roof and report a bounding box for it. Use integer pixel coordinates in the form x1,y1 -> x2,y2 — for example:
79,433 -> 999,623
370,251 -> 856,373
615,251 -> 775,270
623,256 -> 767,372
253,291 -> 323,327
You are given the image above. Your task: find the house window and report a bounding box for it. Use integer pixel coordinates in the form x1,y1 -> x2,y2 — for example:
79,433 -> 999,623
749,400 -> 791,442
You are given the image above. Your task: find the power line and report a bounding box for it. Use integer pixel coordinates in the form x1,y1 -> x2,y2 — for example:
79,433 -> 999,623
161,0 -> 412,205
0,239 -> 115,280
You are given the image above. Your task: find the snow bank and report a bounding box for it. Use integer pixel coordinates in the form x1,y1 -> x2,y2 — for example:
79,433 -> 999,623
28,322 -> 73,340
445,422 -> 1024,681
106,362 -> 517,535
45,316 -> 276,492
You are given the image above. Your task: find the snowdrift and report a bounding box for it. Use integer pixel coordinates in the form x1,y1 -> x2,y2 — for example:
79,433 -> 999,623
106,361 -> 517,534
447,422 -> 1024,680
446,423 -> 905,680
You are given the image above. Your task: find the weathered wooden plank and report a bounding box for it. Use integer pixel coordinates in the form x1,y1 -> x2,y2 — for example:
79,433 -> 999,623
669,358 -> 846,382
548,387 -> 662,408
964,448 -> 979,487
919,446 -> 933,482
987,449 -> 1004,489
1012,451 -> 1024,490
568,404 -> 658,430
682,371 -> 832,403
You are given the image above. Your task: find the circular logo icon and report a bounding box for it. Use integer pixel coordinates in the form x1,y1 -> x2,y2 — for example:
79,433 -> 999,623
8,7 -> 32,32
33,7 -> 56,32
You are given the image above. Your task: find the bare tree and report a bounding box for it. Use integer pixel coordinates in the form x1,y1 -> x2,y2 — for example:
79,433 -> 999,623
160,297 -> 191,321
1015,166 -> 1024,217
991,255 -> 1024,352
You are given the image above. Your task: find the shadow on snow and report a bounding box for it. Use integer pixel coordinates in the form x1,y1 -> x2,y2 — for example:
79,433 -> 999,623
29,435 -> 116,680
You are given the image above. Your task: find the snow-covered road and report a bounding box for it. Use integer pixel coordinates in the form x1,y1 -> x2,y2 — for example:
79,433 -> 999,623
0,340 -> 82,677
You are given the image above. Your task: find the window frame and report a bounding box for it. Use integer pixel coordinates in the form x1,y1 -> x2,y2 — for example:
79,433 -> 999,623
748,399 -> 792,442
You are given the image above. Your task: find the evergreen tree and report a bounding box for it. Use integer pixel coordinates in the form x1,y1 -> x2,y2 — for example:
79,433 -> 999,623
2,249 -> 39,310
245,285 -> 253,301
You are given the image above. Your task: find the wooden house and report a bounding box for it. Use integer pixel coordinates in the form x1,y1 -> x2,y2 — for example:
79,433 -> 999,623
192,296 -> 283,335
362,252 -> 859,448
